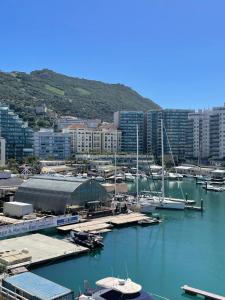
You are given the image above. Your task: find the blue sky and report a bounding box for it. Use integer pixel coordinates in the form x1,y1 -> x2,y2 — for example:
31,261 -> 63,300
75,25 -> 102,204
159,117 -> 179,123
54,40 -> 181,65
0,0 -> 225,109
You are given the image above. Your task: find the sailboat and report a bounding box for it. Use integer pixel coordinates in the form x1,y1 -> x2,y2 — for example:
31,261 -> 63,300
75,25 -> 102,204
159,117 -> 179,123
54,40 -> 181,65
135,125 -> 156,213
139,119 -> 185,210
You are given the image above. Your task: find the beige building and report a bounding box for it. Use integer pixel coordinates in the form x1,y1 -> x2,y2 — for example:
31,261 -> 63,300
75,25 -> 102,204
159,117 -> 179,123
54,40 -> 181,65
64,123 -> 121,154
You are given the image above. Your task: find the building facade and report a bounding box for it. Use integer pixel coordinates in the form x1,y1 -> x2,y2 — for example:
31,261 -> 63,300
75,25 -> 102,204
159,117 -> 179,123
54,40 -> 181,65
0,106 -> 33,161
114,111 -> 145,153
34,128 -> 71,160
146,109 -> 194,161
187,105 -> 225,160
64,124 -> 121,154
0,137 -> 6,166
57,116 -> 101,130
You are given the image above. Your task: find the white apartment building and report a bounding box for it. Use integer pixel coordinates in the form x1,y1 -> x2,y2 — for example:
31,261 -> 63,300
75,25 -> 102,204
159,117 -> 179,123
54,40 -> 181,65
188,104 -> 225,160
64,124 -> 121,154
188,109 -> 211,159
101,129 -> 121,153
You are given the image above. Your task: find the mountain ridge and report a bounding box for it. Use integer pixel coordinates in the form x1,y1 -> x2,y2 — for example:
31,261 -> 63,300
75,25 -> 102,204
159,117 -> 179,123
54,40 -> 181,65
0,69 -> 160,129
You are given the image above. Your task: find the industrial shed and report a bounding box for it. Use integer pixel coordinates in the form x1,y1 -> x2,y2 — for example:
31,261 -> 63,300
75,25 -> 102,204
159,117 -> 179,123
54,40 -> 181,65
2,272 -> 74,300
15,175 -> 109,214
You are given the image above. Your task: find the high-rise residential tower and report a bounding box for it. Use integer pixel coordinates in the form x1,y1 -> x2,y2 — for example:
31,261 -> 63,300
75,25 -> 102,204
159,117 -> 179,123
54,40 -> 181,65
114,111 -> 145,153
146,109 -> 194,161
0,105 -> 33,161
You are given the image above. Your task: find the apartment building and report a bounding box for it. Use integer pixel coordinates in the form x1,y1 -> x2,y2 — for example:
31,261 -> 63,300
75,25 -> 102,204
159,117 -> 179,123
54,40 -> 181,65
0,105 -> 33,161
57,116 -> 101,130
64,123 -> 121,154
34,128 -> 71,160
188,105 -> 225,160
114,111 -> 145,153
0,138 -> 6,166
146,109 -> 193,161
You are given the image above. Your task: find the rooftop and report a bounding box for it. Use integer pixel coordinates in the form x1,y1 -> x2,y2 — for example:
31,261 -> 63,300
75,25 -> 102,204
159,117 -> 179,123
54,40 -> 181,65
3,272 -> 72,299
96,277 -> 142,294
19,175 -> 90,193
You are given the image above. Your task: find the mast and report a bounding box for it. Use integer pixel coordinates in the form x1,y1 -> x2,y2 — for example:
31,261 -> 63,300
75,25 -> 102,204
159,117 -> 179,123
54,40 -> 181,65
161,119 -> 165,201
136,124 -> 139,202
114,151 -> 117,197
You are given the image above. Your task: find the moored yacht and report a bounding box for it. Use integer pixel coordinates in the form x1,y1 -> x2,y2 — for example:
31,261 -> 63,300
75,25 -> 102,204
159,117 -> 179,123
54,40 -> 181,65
124,172 -> 135,182
78,277 -> 155,300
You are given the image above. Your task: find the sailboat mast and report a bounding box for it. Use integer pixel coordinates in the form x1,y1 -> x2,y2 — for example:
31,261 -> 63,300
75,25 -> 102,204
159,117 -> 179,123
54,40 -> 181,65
161,118 -> 165,200
136,124 -> 139,202
114,151 -> 117,196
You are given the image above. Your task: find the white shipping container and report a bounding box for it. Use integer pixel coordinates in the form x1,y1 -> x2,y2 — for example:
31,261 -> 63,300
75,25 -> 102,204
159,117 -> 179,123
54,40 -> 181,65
3,202 -> 33,217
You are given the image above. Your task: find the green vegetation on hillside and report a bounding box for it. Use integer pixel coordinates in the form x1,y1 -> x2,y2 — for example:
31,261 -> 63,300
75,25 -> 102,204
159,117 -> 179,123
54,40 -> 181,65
0,69 -> 160,128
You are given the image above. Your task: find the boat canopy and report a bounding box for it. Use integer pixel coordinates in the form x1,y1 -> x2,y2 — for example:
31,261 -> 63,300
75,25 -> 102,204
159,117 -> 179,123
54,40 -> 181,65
96,277 -> 142,294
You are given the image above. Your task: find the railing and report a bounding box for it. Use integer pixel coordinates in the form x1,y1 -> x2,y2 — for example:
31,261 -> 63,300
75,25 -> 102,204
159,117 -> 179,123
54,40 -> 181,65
0,285 -> 28,300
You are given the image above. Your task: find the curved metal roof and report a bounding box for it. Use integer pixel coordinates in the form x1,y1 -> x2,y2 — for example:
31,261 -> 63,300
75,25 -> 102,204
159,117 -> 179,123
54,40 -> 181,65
20,175 -> 91,193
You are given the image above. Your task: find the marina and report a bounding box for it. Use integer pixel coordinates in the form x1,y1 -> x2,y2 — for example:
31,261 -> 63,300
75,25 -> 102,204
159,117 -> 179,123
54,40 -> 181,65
30,178 -> 225,300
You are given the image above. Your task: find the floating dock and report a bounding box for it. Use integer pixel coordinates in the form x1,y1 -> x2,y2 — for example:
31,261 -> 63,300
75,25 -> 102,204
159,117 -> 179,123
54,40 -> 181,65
0,233 -> 88,266
181,285 -> 225,300
57,213 -> 153,233
185,205 -> 203,211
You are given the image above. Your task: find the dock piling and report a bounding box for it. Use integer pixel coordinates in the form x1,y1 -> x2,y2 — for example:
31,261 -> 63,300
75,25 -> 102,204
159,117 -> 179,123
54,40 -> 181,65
201,198 -> 204,212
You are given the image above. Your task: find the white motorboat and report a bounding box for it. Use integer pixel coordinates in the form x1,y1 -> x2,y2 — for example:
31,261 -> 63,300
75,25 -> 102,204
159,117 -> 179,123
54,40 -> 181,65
138,197 -> 156,213
95,176 -> 105,182
78,277 -> 155,300
168,172 -> 183,180
203,184 -> 225,192
124,172 -> 135,182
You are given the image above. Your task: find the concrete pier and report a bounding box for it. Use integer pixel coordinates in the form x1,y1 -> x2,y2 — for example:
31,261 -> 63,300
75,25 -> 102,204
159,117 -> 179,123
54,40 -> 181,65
58,213 -> 153,233
0,233 -> 88,266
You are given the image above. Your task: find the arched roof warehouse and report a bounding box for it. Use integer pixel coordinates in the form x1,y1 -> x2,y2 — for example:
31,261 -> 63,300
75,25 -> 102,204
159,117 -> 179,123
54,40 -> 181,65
15,175 -> 109,214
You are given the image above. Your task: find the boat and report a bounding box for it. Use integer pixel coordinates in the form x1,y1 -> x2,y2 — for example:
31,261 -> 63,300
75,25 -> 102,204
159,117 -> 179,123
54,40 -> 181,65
151,173 -> 162,180
167,172 -> 183,180
134,125 -> 156,213
95,176 -> 105,182
124,172 -> 135,182
138,198 -> 156,213
138,218 -> 160,226
140,120 -> 185,211
78,277 -> 155,300
202,184 -> 225,192
70,231 -> 104,249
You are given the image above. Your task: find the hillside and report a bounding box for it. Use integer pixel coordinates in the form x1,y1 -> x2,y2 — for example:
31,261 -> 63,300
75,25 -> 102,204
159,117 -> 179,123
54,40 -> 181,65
0,69 -> 160,128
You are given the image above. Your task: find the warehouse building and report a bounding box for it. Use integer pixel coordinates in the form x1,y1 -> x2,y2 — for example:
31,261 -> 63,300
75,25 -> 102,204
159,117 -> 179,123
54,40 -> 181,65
15,175 -> 109,214
2,272 -> 74,300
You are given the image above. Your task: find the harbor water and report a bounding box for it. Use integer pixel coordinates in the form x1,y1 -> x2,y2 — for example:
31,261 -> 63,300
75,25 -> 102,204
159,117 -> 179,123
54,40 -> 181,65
31,178 -> 225,300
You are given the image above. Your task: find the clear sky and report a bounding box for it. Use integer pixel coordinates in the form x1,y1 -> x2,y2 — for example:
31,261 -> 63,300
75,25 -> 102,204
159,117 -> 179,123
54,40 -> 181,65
1,0 -> 225,109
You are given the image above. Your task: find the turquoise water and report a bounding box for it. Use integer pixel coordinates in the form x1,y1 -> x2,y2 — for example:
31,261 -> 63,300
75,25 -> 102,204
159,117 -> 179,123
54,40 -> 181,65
31,179 -> 225,300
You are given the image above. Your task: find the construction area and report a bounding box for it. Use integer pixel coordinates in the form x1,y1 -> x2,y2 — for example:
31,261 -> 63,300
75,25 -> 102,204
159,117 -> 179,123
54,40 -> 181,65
0,233 -> 88,267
